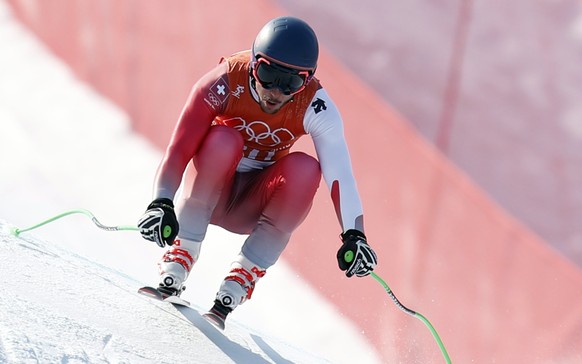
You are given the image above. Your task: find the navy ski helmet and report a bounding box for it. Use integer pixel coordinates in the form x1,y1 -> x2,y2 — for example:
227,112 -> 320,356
252,16 -> 319,76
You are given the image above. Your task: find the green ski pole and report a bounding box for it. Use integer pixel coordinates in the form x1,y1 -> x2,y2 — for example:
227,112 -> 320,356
370,271 -> 452,363
10,209 -> 138,236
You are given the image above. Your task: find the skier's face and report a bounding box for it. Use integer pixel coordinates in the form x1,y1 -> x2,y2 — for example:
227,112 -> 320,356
255,82 -> 294,114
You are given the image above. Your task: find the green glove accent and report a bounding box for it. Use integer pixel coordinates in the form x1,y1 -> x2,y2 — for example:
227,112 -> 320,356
344,250 -> 354,263
163,225 -> 173,239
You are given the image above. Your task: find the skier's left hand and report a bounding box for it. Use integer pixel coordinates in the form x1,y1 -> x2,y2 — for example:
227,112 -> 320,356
337,229 -> 377,277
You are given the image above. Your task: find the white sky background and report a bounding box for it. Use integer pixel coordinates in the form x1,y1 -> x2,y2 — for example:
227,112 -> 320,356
0,2 -> 382,363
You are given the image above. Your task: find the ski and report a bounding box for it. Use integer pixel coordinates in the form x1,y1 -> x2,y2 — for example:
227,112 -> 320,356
138,286 -> 190,307
203,310 -> 226,330
202,300 -> 231,330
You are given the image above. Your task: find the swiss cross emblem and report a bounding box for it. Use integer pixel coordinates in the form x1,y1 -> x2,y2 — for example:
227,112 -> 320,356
208,77 -> 230,105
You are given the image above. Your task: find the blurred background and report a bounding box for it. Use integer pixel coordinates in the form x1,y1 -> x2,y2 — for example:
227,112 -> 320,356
2,0 -> 582,362
280,0 -> 582,267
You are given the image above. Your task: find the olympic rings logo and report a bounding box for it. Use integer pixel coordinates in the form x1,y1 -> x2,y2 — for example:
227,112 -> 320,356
223,117 -> 295,147
207,94 -> 220,107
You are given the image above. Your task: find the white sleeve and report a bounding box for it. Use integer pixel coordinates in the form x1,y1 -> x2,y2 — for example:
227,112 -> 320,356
304,88 -> 364,231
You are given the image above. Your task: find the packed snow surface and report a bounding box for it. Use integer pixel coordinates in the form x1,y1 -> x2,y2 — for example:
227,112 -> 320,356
0,222 -> 334,364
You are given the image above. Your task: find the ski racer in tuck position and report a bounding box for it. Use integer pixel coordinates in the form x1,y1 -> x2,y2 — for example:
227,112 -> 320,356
138,16 -> 378,326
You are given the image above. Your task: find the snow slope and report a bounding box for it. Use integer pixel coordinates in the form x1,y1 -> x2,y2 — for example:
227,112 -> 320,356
0,3 -> 382,363
0,221 -> 329,364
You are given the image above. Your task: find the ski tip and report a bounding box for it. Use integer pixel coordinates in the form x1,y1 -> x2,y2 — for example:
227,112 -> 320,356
138,286 -> 164,300
138,286 -> 190,306
203,312 -> 226,330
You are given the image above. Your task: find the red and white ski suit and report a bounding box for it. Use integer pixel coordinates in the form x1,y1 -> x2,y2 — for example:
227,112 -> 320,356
153,50 -> 364,268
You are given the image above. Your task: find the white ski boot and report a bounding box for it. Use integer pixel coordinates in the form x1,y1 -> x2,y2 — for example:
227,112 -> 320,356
157,238 -> 201,298
204,254 -> 266,329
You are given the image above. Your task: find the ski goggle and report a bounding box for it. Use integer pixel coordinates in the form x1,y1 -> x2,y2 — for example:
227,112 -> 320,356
252,57 -> 310,96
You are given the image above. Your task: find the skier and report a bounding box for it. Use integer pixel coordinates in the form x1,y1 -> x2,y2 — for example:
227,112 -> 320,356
138,16 -> 377,327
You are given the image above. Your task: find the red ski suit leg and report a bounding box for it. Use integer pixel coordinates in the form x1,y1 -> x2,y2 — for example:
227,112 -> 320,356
176,125 -> 321,268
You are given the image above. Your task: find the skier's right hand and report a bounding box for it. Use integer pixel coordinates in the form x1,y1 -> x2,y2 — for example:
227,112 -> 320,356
137,198 -> 179,247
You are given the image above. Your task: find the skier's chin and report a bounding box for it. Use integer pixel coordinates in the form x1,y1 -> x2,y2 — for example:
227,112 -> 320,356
260,99 -> 283,114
